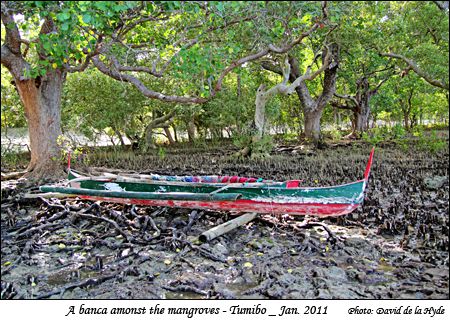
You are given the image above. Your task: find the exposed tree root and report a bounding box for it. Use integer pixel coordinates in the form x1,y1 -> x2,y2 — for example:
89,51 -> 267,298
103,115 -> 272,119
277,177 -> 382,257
36,269 -> 123,299
22,162 -> 66,183
1,171 -> 28,181
161,284 -> 209,297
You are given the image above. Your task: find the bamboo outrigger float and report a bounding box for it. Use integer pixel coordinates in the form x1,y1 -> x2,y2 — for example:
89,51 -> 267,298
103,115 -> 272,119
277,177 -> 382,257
40,148 -> 375,217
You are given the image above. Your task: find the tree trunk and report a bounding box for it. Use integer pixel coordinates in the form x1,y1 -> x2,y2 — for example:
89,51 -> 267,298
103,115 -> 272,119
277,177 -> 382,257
254,84 -> 267,139
163,127 -> 175,145
333,107 -> 338,126
187,118 -> 196,142
371,114 -> 376,129
15,70 -> 65,180
352,77 -> 375,135
304,108 -> 323,142
354,103 -> 371,134
236,84 -> 269,158
291,43 -> 339,144
354,110 -> 368,133
144,110 -> 175,149
406,89 -> 414,130
172,124 -> 179,142
403,111 -> 410,130
410,114 -> 417,129
419,105 -> 423,126
112,126 -> 126,147
237,74 -> 241,98
144,123 -> 157,149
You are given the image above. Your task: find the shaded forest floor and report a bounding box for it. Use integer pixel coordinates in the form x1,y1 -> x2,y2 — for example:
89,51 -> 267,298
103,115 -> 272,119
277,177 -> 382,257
1,141 -> 449,299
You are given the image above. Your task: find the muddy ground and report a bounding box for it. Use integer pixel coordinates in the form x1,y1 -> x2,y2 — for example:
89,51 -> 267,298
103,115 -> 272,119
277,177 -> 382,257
1,142 -> 448,299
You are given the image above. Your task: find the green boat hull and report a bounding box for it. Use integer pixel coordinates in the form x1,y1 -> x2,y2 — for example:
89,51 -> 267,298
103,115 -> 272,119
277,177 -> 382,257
40,148 -> 375,216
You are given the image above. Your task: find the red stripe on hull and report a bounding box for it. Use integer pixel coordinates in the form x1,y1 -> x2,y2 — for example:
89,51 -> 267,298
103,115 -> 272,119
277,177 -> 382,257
78,195 -> 360,217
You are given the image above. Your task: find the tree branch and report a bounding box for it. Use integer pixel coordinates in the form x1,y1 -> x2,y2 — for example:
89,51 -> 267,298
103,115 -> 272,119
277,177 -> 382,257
261,48 -> 332,101
1,11 -> 29,79
118,14 -> 169,38
369,77 -> 390,96
213,1 -> 330,95
1,10 -> 21,55
94,2 -> 330,105
1,44 -> 15,68
114,12 -> 256,79
281,46 -> 332,95
66,36 -> 104,73
106,54 -> 163,78
212,20 -> 321,95
261,60 -> 282,75
380,52 -> 448,90
92,56 -> 207,104
149,110 -> 176,126
288,55 -> 315,109
330,100 -> 356,112
363,64 -> 395,78
334,93 -> 358,106
432,1 -> 449,11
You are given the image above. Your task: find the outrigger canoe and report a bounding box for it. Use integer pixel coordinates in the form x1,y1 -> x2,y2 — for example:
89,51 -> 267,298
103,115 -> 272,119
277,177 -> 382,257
40,148 -> 374,217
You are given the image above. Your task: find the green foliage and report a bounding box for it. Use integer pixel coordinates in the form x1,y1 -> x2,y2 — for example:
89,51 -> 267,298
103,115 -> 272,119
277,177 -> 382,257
233,130 -> 273,158
390,124 -> 407,139
1,70 -> 26,129
62,69 -> 149,143
251,135 -> 274,157
158,147 -> 166,160
169,1 -> 325,97
56,135 -> 89,166
0,145 -> 29,169
2,0 -> 448,161
232,133 -> 252,151
362,124 -> 447,154
414,128 -> 447,154
329,128 -> 344,141
378,2 -> 448,87
333,1 -> 448,137
5,1 -> 138,79
361,125 -> 407,145
198,72 -> 256,137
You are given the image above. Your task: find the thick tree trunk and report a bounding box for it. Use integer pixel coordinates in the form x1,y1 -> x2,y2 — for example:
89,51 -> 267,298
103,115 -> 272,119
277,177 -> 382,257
291,44 -> 339,144
335,74 -> 389,136
2,13 -> 65,180
354,111 -> 368,133
14,70 -> 65,180
352,77 -> 375,135
304,108 -> 323,142
354,103 -> 371,134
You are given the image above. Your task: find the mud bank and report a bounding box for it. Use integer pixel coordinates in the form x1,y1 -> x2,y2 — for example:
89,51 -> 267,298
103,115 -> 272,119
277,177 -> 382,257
1,144 -> 448,299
